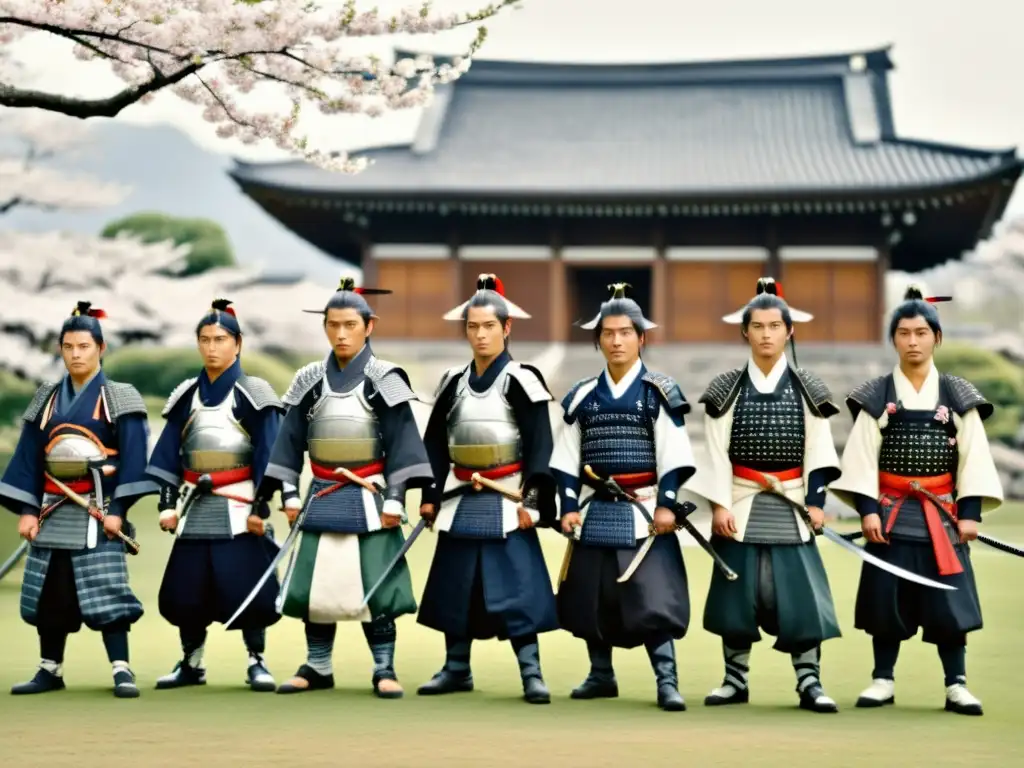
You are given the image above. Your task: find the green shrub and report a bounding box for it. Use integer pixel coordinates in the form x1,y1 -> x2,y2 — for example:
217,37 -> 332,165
101,212 -> 236,276
935,342 -> 1024,442
0,370 -> 37,426
103,347 -> 297,401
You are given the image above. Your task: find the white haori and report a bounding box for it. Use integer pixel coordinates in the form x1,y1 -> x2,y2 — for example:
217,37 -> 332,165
550,359 -> 697,542
830,363 -> 1003,514
172,477 -> 255,537
684,355 -> 840,543
435,469 -> 537,536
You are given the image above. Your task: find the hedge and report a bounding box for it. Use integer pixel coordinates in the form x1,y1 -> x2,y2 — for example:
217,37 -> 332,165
935,342 -> 1024,443
102,347 -> 298,401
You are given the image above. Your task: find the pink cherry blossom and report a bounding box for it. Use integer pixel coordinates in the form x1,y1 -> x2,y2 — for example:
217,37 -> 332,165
934,405 -> 951,424
0,1 -> 517,172
885,402 -> 897,415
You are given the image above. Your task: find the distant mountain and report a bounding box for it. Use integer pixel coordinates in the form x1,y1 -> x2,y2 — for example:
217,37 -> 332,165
0,121 -> 350,283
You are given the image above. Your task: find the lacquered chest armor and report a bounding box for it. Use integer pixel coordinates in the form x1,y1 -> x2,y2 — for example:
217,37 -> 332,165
181,389 -> 253,473
307,381 -> 383,467
447,367 -> 521,469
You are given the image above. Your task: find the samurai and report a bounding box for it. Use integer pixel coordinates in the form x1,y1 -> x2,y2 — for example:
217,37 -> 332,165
417,274 -> 559,704
258,277 -> 434,698
550,283 -> 696,711
692,278 -> 842,714
830,286 -> 1003,716
145,299 -> 284,692
1,302 -> 157,698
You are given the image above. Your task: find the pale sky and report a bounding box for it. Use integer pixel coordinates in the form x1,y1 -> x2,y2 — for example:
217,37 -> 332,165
5,0 -> 1023,215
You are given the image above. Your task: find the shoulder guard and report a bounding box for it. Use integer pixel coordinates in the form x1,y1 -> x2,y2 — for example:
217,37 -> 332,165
560,376 -> 598,418
235,376 -> 283,412
845,375 -> 889,421
941,374 -> 994,421
506,362 -> 553,404
22,382 -> 59,424
698,368 -> 744,419
642,371 -> 690,415
364,356 -> 417,407
791,368 -> 839,418
282,360 -> 325,407
161,377 -> 198,418
434,364 -> 467,400
104,381 -> 148,419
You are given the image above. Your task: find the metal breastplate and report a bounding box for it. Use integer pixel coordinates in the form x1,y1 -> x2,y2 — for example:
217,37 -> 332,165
44,432 -> 106,480
307,383 -> 382,467
728,375 -> 805,472
446,369 -> 521,469
181,390 -> 253,473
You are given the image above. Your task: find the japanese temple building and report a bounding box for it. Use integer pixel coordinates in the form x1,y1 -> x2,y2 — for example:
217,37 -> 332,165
229,46 -> 1022,343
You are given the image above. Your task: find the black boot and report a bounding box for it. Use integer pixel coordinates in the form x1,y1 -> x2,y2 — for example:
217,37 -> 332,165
276,664 -> 335,694
112,664 -> 140,699
11,666 -> 65,695
246,652 -> 276,693
512,636 -> 549,704
418,636 -> 473,696
647,639 -> 685,712
155,660 -> 207,690
793,647 -> 838,714
704,643 -> 751,706
365,621 -> 403,699
571,642 -> 618,700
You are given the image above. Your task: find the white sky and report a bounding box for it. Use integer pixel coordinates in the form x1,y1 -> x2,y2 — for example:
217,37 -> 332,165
4,0 -> 1023,214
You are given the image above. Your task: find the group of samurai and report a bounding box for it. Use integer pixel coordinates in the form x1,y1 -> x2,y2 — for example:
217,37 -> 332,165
0,270 -> 1008,718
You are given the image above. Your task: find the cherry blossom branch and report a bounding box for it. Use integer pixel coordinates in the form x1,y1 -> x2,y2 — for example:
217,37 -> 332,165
0,0 -> 522,171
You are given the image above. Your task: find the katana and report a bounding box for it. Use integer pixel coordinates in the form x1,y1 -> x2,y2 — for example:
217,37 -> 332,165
359,519 -> 427,609
44,471 -> 141,555
225,502 -> 308,630
0,541 -> 28,581
469,472 -> 523,503
748,472 -> 956,591
333,465 -> 382,495
907,481 -> 1022,559
582,465 -> 734,583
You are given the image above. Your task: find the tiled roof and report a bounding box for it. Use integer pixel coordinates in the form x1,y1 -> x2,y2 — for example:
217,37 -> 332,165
230,47 -> 1021,199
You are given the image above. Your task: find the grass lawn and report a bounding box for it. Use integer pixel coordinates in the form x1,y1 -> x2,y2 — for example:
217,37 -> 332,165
0,503 -> 1021,767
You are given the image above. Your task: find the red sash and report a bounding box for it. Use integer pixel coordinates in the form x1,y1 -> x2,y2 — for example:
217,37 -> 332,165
453,462 -> 522,482
878,472 -> 961,576
732,465 -> 803,485
310,460 -> 385,498
42,477 -> 93,496
183,467 -> 252,487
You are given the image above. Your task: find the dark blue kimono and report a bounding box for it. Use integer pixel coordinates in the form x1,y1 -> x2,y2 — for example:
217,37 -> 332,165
146,359 -> 283,631
0,370 -> 156,634
417,351 -> 559,640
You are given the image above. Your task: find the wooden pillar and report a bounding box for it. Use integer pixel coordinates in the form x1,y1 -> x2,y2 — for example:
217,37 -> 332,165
548,223 -> 567,342
651,250 -> 668,344
765,221 -> 781,280
359,236 -> 377,287
448,224 -> 463,341
876,243 -> 890,343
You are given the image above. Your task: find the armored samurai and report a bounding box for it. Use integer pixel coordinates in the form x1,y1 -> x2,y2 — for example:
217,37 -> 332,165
145,299 -> 284,692
258,277 -> 434,697
693,278 -> 842,713
550,283 -> 696,711
830,287 -> 1003,716
1,302 -> 157,698
417,274 -> 559,704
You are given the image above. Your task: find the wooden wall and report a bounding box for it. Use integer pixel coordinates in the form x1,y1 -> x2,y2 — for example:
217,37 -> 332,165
370,259 -> 460,340
458,262 -> 553,342
666,261 -> 766,342
779,260 -> 880,342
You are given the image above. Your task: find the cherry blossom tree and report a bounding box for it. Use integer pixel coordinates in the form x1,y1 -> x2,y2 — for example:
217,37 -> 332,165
0,1 -> 521,172
0,110 -> 128,214
0,228 -> 355,380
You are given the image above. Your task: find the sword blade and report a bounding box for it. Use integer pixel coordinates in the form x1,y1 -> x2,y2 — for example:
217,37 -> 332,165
617,533 -> 656,583
819,527 -> 957,591
977,533 -> 1024,558
0,541 -> 29,581
360,520 -> 426,608
224,519 -> 302,629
